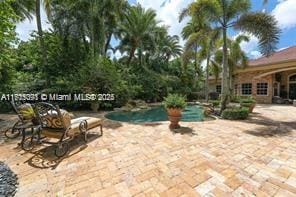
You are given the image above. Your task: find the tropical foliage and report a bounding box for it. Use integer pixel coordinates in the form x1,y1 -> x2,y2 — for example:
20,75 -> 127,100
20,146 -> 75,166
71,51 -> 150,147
0,0 -> 199,112
163,94 -> 187,109
0,0 -> 280,113
181,0 -> 280,112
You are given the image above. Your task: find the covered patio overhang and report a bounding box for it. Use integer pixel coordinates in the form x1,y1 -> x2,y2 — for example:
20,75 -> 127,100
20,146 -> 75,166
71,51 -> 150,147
251,65 -> 296,103
254,66 -> 296,79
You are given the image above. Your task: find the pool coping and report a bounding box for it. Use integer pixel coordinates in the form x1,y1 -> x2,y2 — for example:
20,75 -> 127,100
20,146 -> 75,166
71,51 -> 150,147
104,104 -> 218,125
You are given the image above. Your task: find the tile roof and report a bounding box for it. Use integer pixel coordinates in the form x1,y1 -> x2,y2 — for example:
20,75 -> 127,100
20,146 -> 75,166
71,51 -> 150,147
248,46 -> 296,66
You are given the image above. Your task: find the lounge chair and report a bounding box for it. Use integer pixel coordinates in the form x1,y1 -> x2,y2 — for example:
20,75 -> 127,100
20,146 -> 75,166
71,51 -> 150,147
23,102 -> 103,157
5,100 -> 41,150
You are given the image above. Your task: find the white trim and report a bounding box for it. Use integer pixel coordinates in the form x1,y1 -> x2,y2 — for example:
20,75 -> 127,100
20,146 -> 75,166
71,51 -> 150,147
256,82 -> 269,97
288,73 -> 296,99
273,82 -> 280,97
254,67 -> 296,79
241,83 -> 252,96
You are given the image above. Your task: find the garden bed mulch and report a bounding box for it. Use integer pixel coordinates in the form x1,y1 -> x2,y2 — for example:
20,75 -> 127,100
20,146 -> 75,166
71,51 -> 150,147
0,161 -> 18,196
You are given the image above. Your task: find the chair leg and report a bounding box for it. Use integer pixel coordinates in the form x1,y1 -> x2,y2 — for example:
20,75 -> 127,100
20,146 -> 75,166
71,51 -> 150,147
55,142 -> 69,157
99,124 -> 103,136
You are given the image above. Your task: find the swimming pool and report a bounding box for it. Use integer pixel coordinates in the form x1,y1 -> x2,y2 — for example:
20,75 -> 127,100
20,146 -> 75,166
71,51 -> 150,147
105,105 -> 205,123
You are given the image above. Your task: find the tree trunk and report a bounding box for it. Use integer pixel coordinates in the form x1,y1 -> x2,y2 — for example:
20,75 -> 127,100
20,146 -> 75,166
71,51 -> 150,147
90,2 -> 96,60
104,33 -> 112,56
205,49 -> 210,103
36,0 -> 48,84
194,44 -> 198,71
138,46 -> 142,65
127,46 -> 136,65
81,25 -> 89,52
220,26 -> 230,113
193,44 -> 198,89
91,21 -> 96,60
229,67 -> 233,96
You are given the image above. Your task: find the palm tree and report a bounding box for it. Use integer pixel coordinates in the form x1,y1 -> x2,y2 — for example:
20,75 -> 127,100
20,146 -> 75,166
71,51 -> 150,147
10,0 -> 34,21
181,20 -> 201,72
214,35 -> 249,95
103,0 -> 128,56
158,35 -> 182,62
36,0 -> 51,69
181,15 -> 221,102
118,4 -> 158,65
50,0 -> 128,59
11,0 -> 51,76
181,0 -> 280,112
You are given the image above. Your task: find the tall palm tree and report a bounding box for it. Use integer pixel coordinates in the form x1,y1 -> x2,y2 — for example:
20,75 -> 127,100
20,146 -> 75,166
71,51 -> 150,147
181,20 -> 201,71
214,35 -> 249,95
118,4 -> 158,65
103,0 -> 128,56
11,0 -> 51,76
50,0 -> 128,59
181,15 -> 221,102
181,0 -> 280,112
36,0 -> 51,69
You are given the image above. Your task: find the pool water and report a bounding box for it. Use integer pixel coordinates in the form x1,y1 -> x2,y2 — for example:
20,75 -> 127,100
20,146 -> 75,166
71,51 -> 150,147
105,105 -> 205,123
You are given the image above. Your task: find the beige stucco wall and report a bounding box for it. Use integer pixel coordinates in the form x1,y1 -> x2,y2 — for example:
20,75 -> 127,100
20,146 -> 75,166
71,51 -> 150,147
209,79 -> 221,93
233,70 -> 273,104
208,62 -> 296,104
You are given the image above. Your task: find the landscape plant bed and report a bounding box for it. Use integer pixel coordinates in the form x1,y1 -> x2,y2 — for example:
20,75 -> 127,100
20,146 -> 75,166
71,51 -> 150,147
0,161 -> 18,196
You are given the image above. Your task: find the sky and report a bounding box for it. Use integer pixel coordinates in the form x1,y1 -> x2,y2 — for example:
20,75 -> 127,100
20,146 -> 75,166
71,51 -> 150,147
16,0 -> 296,60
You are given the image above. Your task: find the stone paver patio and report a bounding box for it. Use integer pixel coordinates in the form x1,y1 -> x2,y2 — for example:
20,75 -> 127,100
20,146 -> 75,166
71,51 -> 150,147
0,104 -> 295,196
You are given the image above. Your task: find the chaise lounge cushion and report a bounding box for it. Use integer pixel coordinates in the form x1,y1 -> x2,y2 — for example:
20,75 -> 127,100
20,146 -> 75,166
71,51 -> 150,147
44,109 -> 71,129
68,117 -> 102,136
42,117 -> 102,139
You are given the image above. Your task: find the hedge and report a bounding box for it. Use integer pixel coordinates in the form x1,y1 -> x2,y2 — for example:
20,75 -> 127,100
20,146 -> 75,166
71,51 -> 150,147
210,100 -> 220,107
221,107 -> 249,120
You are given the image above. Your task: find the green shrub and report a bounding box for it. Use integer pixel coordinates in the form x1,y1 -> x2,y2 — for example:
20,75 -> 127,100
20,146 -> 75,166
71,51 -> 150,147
0,102 -> 12,113
163,94 -> 187,109
222,107 -> 249,120
240,102 -> 253,108
210,100 -> 220,107
240,97 -> 256,104
231,95 -> 243,103
80,57 -> 130,108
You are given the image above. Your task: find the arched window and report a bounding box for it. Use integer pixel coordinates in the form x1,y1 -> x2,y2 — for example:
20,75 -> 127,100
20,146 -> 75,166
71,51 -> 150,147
289,74 -> 296,82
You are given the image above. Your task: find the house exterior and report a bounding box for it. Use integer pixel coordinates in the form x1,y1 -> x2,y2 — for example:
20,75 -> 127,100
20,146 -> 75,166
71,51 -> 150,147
209,46 -> 296,104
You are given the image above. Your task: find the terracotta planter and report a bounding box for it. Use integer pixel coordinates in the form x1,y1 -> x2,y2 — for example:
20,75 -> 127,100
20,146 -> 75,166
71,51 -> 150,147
91,102 -> 99,112
241,103 -> 256,113
249,103 -> 256,113
167,108 -> 182,129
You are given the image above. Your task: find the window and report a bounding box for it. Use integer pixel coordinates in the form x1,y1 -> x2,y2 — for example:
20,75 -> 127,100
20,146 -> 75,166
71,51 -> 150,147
241,83 -> 252,95
216,85 -> 221,94
257,83 -> 268,95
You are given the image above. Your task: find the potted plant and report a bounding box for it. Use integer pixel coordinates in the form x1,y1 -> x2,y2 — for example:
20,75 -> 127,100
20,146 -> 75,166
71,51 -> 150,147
163,94 -> 187,129
90,101 -> 99,112
240,97 -> 256,113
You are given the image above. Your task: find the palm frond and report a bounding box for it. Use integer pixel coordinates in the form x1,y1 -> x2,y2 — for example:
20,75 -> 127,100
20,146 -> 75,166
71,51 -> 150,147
235,34 -> 249,43
179,7 -> 190,22
190,0 -> 222,23
235,12 -> 280,56
226,0 -> 250,22
209,60 -> 221,82
181,50 -> 195,67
